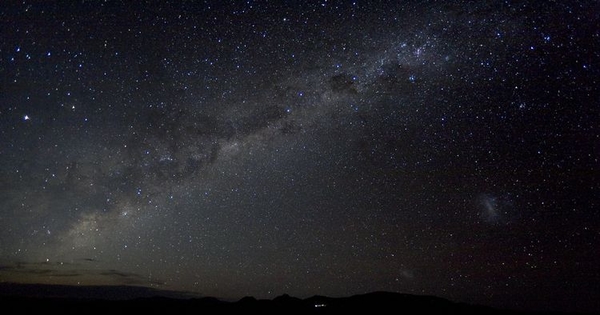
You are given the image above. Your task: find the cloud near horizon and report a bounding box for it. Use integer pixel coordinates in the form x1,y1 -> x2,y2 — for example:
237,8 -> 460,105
0,260 -> 162,287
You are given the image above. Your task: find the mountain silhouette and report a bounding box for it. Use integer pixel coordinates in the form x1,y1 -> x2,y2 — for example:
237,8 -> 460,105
0,283 -> 588,315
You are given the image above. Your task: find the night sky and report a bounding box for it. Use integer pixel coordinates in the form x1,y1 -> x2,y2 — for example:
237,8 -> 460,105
1,0 -> 599,312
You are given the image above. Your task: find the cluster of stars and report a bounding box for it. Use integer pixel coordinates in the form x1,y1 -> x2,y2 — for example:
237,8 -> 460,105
0,1 -> 598,313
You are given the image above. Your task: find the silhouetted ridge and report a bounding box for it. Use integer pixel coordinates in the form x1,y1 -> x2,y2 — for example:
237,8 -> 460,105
0,284 -> 578,314
237,296 -> 257,304
274,293 -> 302,304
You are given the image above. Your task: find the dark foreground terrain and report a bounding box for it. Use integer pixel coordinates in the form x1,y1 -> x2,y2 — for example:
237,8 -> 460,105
0,283 -> 589,315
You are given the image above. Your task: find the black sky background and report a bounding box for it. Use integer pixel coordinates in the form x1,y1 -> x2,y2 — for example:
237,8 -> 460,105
0,1 -> 599,313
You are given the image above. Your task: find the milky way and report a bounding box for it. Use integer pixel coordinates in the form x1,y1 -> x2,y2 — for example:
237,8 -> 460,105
1,1 -> 599,312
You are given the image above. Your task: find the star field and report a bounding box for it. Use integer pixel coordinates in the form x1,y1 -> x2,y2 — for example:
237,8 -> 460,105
0,1 -> 599,313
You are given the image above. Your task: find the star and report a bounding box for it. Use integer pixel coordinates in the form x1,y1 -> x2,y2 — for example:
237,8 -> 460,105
0,1 -> 596,313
